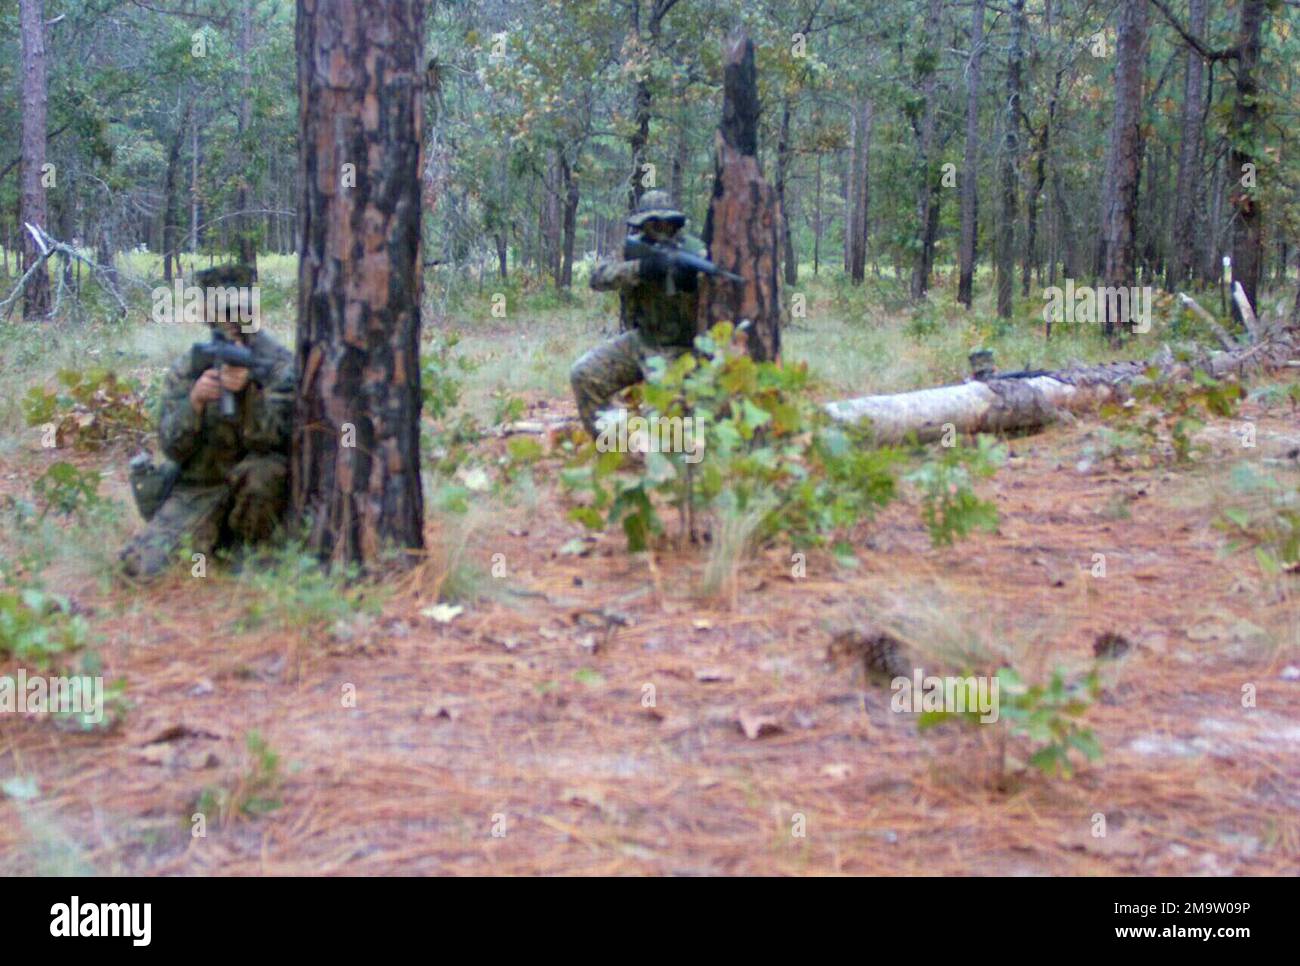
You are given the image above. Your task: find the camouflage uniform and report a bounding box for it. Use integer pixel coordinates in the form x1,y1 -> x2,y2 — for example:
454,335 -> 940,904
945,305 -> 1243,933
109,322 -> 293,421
571,191 -> 705,436
120,268 -> 295,580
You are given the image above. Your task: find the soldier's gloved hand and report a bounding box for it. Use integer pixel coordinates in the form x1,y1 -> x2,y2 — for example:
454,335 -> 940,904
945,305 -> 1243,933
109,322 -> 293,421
637,249 -> 670,283
189,369 -> 224,414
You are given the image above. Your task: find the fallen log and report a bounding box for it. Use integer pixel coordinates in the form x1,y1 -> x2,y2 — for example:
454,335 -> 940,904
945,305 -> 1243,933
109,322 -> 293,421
504,324 -> 1299,443
826,324 -> 1300,444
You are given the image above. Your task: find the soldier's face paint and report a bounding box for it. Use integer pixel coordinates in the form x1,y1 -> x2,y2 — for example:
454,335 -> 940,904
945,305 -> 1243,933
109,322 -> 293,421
643,220 -> 680,243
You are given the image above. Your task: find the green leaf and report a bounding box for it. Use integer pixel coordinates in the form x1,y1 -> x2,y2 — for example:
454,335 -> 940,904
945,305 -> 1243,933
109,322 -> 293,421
567,506 -> 603,530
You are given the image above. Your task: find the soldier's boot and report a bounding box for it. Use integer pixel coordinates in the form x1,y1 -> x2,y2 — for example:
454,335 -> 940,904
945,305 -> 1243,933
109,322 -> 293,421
570,330 -> 646,438
128,453 -> 180,522
225,454 -> 289,545
119,484 -> 229,581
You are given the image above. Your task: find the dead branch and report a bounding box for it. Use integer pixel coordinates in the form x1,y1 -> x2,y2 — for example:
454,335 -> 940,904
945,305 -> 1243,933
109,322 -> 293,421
1,223 -> 129,321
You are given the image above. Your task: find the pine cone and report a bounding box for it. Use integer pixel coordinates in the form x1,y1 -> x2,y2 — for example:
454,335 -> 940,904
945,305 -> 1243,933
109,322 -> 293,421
828,630 -> 915,683
1093,631 -> 1132,660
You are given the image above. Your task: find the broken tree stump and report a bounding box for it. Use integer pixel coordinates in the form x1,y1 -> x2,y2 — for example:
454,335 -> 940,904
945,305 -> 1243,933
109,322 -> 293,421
697,33 -> 783,363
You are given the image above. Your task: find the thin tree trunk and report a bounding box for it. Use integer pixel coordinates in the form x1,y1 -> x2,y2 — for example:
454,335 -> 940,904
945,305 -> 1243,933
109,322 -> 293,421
670,125 -> 688,206
957,0 -> 985,309
846,99 -> 873,285
19,0 -> 50,319
1229,0 -> 1266,319
291,0 -> 426,564
996,0 -> 1024,318
813,151 -> 823,276
558,153 -> 578,290
190,105 -> 200,255
162,102 -> 191,282
911,0 -> 944,301
235,0 -> 257,271
776,96 -> 798,286
1168,0 -> 1207,291
1098,0 -> 1148,342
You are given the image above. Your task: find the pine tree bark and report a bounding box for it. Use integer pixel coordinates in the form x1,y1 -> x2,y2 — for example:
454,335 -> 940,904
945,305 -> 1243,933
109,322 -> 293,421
162,101 -> 191,283
291,0 -> 426,565
1098,0 -> 1148,342
996,0 -> 1024,319
957,0 -> 985,309
1229,0 -> 1266,319
845,98 -> 873,285
910,0 -> 943,301
1023,73 -> 1058,299
776,96 -> 797,286
235,0 -> 258,271
19,0 -> 50,319
627,0 -> 674,211
1168,0 -> 1207,291
697,34 -> 782,363
558,153 -> 578,290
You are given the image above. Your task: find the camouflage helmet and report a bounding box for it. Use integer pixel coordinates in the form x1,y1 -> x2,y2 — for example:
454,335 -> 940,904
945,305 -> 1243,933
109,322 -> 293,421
193,263 -> 256,328
194,263 -> 256,289
627,190 -> 686,229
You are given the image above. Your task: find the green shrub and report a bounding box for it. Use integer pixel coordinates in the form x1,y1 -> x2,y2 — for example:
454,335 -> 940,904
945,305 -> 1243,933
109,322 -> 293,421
421,331 -> 482,474
561,323 -> 900,553
23,367 -> 151,450
919,665 -> 1102,781
1096,367 -> 1243,467
904,435 -> 1005,546
32,462 -> 106,520
0,587 -> 91,669
234,543 -> 385,636
1217,462 -> 1300,579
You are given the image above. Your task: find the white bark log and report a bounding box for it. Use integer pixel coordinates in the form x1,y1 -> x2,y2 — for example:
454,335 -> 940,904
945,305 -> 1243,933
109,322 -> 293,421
825,327 -> 1299,443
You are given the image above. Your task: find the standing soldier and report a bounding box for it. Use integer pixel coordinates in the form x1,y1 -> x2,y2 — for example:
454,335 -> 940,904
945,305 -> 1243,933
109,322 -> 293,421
120,265 -> 296,580
570,190 -> 716,437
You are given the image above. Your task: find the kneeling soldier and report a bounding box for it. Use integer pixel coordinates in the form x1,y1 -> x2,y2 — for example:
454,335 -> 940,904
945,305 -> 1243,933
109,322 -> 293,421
120,265 -> 296,580
571,190 -> 708,438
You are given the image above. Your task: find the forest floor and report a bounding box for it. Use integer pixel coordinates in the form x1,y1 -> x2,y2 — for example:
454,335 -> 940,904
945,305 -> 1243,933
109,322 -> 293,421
1,263 -> 1298,875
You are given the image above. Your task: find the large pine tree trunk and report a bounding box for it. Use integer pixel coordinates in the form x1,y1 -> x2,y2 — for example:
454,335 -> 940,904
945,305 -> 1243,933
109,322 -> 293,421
19,0 -> 50,319
957,0 -> 985,309
996,0 -> 1024,319
697,34 -> 782,363
291,0 -> 425,566
1098,0 -> 1148,342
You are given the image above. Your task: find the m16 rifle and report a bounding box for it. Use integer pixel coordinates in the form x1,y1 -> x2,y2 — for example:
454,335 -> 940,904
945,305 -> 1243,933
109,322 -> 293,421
189,332 -> 268,420
624,235 -> 744,284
